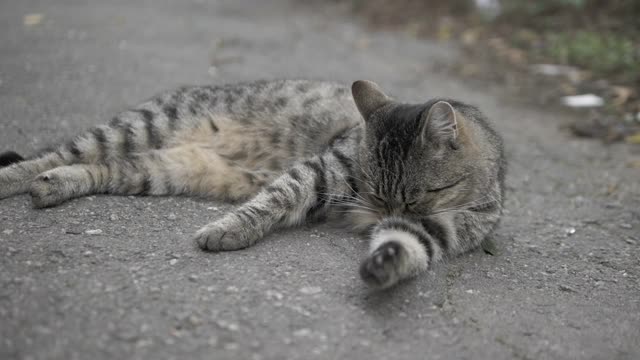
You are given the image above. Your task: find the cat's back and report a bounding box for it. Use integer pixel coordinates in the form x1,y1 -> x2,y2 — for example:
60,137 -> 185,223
208,79 -> 360,126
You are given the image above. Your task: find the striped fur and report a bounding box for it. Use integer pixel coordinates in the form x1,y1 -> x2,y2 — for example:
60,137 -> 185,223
0,79 -> 505,289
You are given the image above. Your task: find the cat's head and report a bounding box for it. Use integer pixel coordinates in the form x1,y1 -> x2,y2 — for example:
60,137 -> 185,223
349,80 -> 493,228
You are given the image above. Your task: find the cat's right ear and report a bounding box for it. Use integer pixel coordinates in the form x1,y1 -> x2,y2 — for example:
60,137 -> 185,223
351,80 -> 391,121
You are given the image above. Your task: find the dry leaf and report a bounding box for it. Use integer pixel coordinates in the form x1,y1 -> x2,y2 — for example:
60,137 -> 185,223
461,28 -> 481,46
505,47 -> 526,66
437,22 -> 453,41
460,63 -> 480,77
627,159 -> 640,168
625,132 -> 640,144
611,86 -> 634,107
23,13 -> 44,26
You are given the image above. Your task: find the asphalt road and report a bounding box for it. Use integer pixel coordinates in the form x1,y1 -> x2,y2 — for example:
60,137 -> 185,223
1,1 -> 638,359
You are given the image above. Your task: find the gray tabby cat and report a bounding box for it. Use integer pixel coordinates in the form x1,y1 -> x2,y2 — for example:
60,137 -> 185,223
0,79 -> 505,289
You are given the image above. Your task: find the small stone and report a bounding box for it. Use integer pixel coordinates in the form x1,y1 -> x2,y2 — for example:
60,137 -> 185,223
85,229 -> 103,235
619,223 -> 632,229
188,274 -> 198,282
109,214 -> 119,221
167,213 -> 177,221
266,289 -> 284,301
217,320 -> 239,331
207,206 -> 219,211
2,229 -> 13,235
207,336 -> 218,346
293,328 -> 312,337
83,250 -> 93,256
299,286 -> 322,295
624,237 -> 636,245
169,259 -> 178,265
564,227 -> 576,236
224,342 -> 238,351
559,284 -> 577,293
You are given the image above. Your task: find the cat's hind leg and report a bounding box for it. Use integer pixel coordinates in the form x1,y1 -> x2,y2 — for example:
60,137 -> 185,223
28,144 -> 275,208
0,150 -> 74,200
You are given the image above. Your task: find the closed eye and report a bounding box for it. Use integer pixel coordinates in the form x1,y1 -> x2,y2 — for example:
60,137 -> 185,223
371,194 -> 386,204
426,177 -> 466,193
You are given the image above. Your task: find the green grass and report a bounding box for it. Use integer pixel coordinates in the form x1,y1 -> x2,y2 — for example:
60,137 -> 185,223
543,31 -> 639,80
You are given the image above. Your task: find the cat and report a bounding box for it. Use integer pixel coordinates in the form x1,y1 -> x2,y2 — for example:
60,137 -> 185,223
0,79 -> 505,289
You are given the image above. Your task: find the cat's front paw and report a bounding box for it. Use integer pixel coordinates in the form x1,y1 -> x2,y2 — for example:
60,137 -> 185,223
194,215 -> 262,252
359,241 -> 406,289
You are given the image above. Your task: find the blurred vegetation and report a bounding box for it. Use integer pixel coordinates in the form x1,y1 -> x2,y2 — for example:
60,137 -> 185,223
496,0 -> 640,83
345,0 -> 640,142
349,0 -> 640,85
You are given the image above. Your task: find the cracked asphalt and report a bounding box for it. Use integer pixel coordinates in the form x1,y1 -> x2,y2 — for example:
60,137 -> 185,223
0,0 -> 638,359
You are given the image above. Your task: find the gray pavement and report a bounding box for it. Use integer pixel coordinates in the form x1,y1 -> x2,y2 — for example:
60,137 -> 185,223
0,0 -> 639,359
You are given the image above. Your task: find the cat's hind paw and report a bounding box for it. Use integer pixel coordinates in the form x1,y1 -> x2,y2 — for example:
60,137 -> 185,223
29,172 -> 68,208
359,241 -> 406,289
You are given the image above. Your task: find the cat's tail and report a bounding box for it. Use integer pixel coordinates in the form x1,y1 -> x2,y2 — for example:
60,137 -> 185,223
0,151 -> 24,168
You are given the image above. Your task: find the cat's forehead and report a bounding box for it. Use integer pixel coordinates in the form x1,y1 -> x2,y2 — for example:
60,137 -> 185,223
371,103 -> 427,140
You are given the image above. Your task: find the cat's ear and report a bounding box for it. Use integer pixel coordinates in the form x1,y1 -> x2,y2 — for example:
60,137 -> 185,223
351,80 -> 391,121
421,101 -> 459,147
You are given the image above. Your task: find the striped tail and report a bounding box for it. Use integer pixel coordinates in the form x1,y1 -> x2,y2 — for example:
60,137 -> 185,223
0,151 -> 24,168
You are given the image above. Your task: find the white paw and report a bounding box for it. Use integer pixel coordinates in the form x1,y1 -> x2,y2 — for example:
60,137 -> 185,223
359,241 -> 407,289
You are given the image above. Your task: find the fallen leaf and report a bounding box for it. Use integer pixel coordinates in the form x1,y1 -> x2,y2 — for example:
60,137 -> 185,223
461,28 -> 481,46
624,132 -> 640,144
436,20 -> 453,41
24,13 -> 44,26
611,86 -> 634,107
627,159 -> 640,168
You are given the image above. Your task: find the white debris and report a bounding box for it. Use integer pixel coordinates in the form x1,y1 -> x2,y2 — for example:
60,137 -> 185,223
564,227 -> 576,236
169,259 -> 178,265
3,229 -> 14,235
561,94 -> 604,108
299,286 -> 322,295
167,213 -> 177,220
265,289 -> 284,301
293,328 -> 312,337
24,13 -> 44,26
531,63 -> 582,82
85,229 -> 103,235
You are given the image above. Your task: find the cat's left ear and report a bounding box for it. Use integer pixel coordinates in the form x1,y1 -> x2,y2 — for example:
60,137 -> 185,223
421,101 -> 459,148
351,80 -> 391,121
